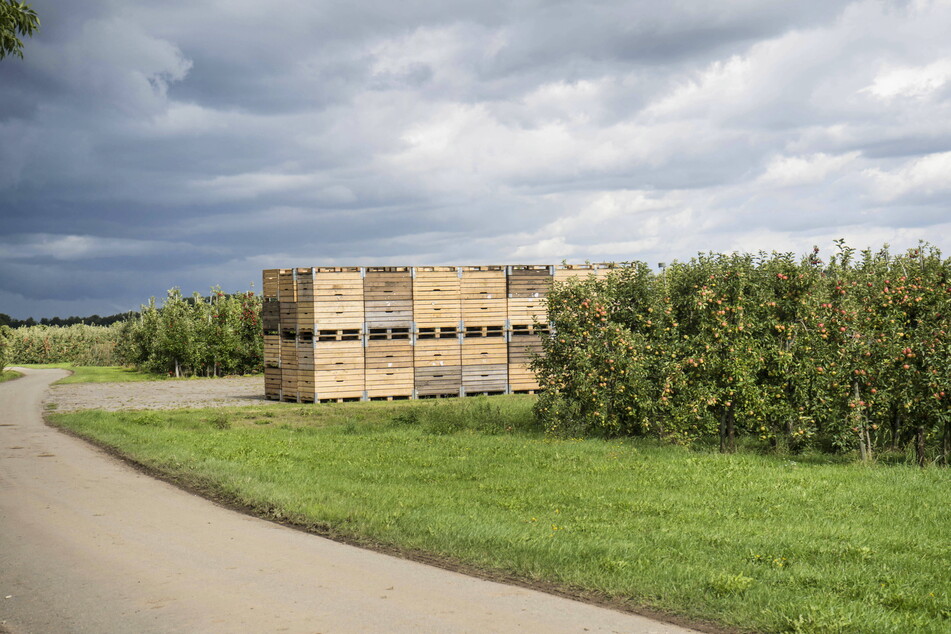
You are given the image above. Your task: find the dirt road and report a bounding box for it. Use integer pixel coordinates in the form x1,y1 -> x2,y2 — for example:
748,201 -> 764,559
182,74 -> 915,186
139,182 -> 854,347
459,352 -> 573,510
1,368 -> 697,633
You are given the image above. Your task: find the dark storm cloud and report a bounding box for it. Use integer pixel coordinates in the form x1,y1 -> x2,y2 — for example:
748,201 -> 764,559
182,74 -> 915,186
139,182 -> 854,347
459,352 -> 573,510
1,0 -> 950,318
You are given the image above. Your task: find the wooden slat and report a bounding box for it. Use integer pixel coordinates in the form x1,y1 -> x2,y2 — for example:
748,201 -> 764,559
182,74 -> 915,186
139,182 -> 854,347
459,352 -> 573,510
365,368 -> 415,397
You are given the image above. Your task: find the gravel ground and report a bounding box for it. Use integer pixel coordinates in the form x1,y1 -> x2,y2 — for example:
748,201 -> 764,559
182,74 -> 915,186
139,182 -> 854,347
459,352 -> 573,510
43,375 -> 277,412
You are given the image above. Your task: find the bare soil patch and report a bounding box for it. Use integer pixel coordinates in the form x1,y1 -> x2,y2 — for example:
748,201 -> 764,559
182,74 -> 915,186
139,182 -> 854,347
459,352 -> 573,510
45,376 -> 276,412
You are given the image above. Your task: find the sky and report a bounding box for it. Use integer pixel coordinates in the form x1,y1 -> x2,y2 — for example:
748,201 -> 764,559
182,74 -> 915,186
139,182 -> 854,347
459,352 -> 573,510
1,0 -> 950,319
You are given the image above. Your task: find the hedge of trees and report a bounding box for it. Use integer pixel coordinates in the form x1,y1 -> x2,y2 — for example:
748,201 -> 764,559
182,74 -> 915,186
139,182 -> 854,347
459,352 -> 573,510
534,242 -> 951,465
2,323 -> 123,366
116,287 -> 262,377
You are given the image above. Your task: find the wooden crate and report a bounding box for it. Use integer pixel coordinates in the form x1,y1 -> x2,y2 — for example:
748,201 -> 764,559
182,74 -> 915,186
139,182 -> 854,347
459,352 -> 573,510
313,368 -> 365,400
507,365 -> 540,391
263,300 -> 280,332
460,266 -> 506,299
264,334 -> 281,368
461,336 -> 507,366
313,301 -> 364,329
365,367 -> 414,398
414,298 -> 461,326
314,267 -> 364,302
462,364 -> 507,394
263,269 -> 281,300
315,328 -> 362,342
279,301 -> 298,331
364,267 -> 412,302
281,368 -> 300,401
508,332 -> 544,391
507,297 -> 547,325
461,298 -> 507,324
313,340 -> 364,372
365,299 -> 413,328
278,269 -> 297,301
366,339 -> 413,369
508,265 -> 552,298
413,267 -> 461,326
414,337 -> 461,368
415,365 -> 462,397
553,263 -> 615,283
264,366 -> 282,400
280,336 -> 299,370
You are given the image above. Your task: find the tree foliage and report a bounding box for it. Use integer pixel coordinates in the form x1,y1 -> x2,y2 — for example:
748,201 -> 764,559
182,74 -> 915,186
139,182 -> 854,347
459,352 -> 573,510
116,287 -> 262,377
0,0 -> 39,60
534,243 -> 951,465
5,323 -> 122,365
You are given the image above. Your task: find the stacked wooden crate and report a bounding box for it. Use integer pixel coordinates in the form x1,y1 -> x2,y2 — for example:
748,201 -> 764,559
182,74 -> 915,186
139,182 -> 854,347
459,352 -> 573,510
262,269 -> 283,400
506,265 -> 553,392
460,266 -> 507,395
308,267 -> 364,401
365,267 -> 414,399
413,267 -> 463,397
263,263 -> 621,401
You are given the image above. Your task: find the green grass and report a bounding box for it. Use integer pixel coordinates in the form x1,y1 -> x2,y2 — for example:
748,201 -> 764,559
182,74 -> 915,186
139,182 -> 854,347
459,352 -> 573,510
0,369 -> 24,382
19,363 -> 260,384
48,396 -> 951,633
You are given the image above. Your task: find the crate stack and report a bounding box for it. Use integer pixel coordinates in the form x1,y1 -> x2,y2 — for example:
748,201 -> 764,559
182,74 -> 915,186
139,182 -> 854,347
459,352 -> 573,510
506,265 -> 553,392
413,266 -> 462,397
460,266 -> 508,395
365,267 -> 414,399
262,263 -> 621,401
262,269 -> 283,400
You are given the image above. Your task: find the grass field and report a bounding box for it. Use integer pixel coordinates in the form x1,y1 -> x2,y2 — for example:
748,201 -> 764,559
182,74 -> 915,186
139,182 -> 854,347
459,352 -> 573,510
19,363 -> 260,384
48,396 -> 951,633
0,369 -> 23,382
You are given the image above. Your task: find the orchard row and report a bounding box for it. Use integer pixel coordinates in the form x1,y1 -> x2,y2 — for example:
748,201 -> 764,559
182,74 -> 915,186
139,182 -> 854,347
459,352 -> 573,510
534,242 -> 951,464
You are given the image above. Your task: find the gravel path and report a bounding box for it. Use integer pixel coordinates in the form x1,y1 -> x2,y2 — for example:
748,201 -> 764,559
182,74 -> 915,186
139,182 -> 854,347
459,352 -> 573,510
41,374 -> 277,412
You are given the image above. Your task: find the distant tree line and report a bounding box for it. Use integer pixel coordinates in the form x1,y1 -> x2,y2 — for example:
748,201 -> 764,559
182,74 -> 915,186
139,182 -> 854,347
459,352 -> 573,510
0,312 -> 135,328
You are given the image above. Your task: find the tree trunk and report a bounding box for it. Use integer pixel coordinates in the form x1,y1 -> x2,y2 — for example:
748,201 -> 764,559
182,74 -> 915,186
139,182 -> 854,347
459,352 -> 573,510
916,425 -> 926,467
719,407 -> 736,454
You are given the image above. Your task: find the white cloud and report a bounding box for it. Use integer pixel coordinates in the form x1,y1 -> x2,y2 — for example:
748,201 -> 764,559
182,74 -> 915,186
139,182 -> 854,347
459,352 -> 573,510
759,152 -> 859,187
862,58 -> 951,100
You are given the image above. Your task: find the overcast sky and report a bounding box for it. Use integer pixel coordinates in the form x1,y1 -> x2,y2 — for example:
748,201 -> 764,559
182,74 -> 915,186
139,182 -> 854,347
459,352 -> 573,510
1,0 -> 950,318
